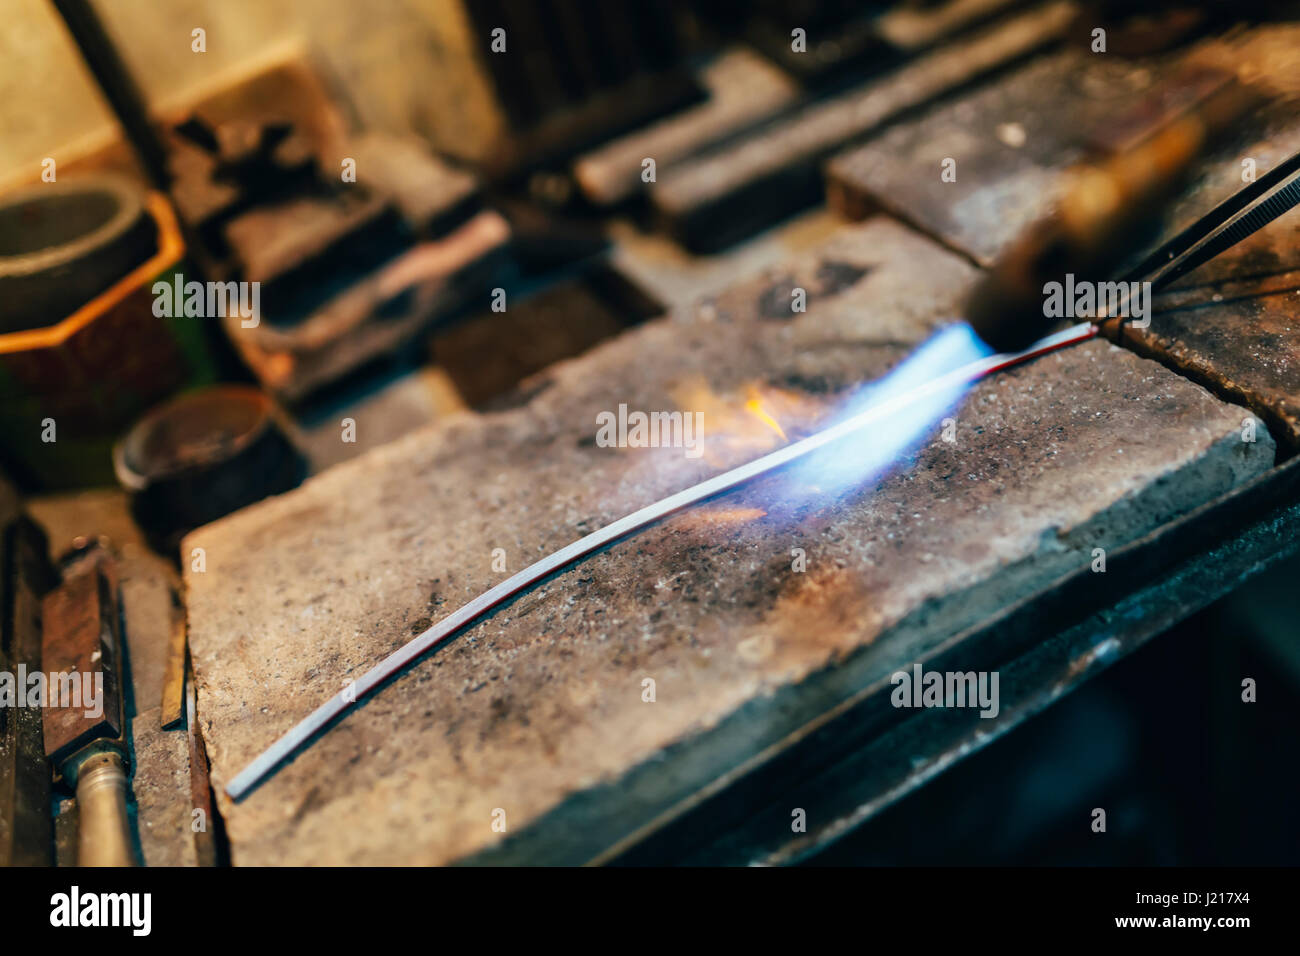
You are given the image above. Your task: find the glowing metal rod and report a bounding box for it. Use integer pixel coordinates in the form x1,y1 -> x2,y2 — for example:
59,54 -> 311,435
226,321 -> 1097,800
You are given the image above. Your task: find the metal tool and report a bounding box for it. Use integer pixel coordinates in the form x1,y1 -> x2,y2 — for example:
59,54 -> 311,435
226,320 -> 1098,800
1038,145 -> 1300,333
49,0 -> 171,192
41,541 -> 137,866
1124,146 -> 1300,291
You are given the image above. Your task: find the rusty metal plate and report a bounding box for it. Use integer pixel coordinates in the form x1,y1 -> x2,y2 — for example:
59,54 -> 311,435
0,510 -> 56,865
40,554 -> 123,767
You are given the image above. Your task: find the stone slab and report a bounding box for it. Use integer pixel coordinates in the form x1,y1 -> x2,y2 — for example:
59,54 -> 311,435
185,218 -> 1273,864
827,48 -> 1185,265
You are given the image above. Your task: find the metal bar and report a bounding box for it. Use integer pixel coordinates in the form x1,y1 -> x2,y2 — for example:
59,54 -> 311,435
1123,148 -> 1300,285
159,593 -> 186,729
1149,173 -> 1300,290
50,0 -> 171,191
226,321 -> 1099,800
0,516 -> 57,866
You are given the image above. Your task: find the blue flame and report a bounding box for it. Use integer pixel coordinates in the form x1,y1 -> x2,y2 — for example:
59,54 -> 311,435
788,322 -> 993,494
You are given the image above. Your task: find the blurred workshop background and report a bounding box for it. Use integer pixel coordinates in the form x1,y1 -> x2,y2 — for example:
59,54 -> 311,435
1,0 -> 1297,866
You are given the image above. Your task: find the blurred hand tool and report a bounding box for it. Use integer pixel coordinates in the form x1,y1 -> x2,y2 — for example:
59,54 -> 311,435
965,11 -> 1300,352
41,541 -> 137,867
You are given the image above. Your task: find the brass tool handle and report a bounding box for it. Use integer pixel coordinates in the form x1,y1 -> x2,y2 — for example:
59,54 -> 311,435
74,751 -> 137,867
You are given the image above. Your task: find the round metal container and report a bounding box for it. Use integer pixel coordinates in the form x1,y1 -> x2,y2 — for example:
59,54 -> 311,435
0,174 -> 157,334
114,386 -> 306,555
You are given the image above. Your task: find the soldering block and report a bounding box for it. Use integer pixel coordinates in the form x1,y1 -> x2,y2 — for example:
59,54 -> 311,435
183,219 -> 1272,865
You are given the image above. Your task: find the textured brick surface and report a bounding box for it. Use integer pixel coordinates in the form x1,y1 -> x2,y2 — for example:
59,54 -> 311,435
184,219 -> 1272,864
573,48 -> 800,208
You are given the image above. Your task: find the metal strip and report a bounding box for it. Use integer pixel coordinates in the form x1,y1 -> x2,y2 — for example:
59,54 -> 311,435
226,321 -> 1099,799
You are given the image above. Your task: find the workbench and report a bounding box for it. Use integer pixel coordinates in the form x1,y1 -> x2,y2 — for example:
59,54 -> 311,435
13,4 -> 1296,868
183,211 -> 1293,864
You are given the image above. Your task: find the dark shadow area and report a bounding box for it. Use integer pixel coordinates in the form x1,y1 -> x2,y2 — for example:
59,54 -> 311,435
806,551 -> 1300,866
